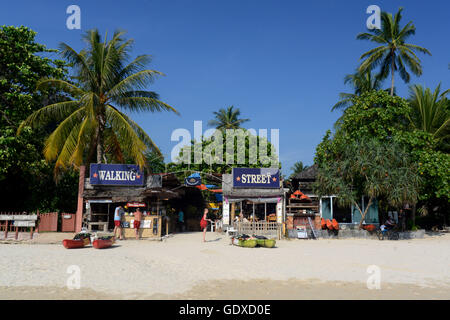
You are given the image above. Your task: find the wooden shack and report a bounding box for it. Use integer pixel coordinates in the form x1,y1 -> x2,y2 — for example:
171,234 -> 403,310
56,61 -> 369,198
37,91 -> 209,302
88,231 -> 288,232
80,168 -> 182,239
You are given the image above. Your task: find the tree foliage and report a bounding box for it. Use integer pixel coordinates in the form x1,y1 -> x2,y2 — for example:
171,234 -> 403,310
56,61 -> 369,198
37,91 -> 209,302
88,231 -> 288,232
357,7 -> 431,95
18,29 -> 178,175
207,106 -> 250,130
0,25 -> 77,212
314,138 -> 421,228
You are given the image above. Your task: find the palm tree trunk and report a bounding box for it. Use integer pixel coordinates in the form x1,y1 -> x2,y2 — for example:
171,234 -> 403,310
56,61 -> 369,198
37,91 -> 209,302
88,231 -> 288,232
390,51 -> 395,96
96,112 -> 105,164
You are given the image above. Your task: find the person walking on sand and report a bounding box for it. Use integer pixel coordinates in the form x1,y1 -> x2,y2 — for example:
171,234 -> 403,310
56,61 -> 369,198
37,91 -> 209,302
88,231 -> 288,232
134,208 -> 142,240
200,208 -> 212,242
114,205 -> 124,240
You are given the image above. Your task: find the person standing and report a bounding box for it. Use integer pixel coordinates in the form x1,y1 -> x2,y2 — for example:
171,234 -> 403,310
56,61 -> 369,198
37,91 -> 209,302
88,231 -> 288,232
178,209 -> 184,232
134,208 -> 142,240
114,205 -> 124,240
200,208 -> 212,243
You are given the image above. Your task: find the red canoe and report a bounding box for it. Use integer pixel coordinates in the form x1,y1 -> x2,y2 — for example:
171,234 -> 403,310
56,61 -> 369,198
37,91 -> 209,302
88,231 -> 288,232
62,239 -> 85,249
326,219 -> 333,230
321,218 -> 327,229
332,219 -> 339,231
93,239 -> 113,249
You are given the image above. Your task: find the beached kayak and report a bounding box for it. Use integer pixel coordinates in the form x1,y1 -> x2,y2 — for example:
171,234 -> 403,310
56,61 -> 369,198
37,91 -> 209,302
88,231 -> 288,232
256,239 -> 277,248
332,219 -> 339,231
321,218 -> 327,229
232,238 -> 258,248
62,239 -> 85,249
93,239 -> 114,249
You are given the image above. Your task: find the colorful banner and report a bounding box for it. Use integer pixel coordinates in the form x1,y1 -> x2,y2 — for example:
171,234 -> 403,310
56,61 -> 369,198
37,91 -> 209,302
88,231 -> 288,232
90,164 -> 144,186
232,168 -> 280,189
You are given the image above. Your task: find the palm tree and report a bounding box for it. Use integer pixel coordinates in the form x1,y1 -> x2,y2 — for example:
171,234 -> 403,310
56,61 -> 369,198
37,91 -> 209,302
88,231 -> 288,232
18,29 -> 178,174
332,70 -> 382,111
207,106 -> 249,130
408,84 -> 450,149
289,161 -> 309,179
357,7 -> 431,96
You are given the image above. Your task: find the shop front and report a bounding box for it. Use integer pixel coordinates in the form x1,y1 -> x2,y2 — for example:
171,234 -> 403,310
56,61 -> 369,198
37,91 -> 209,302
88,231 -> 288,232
222,168 -> 289,239
81,164 -> 181,239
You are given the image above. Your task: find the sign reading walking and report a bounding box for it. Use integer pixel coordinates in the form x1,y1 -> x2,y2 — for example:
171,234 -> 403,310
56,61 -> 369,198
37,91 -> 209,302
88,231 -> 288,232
90,164 -> 145,186
232,168 -> 280,189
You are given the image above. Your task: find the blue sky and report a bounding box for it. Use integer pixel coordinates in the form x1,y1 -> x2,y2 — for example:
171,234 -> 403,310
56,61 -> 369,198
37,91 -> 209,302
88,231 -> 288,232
1,0 -> 449,175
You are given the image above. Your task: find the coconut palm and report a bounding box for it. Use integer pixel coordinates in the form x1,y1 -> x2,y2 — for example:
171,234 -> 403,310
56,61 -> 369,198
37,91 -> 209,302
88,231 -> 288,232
408,84 -> 450,149
18,29 -> 178,174
357,7 -> 431,96
207,106 -> 249,130
332,70 -> 382,111
289,161 -> 309,179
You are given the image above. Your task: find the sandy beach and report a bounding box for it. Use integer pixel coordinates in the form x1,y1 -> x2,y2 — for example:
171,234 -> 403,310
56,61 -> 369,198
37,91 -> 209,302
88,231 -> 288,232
1,232 -> 449,299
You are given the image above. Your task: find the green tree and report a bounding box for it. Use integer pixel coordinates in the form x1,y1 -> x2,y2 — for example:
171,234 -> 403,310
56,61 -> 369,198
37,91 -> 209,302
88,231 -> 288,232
18,29 -> 178,174
407,84 -> 450,150
207,106 -> 249,130
0,25 -> 77,212
316,90 -> 449,227
167,129 -> 280,180
357,7 -> 431,96
332,70 -> 382,111
289,161 -> 309,179
314,138 -> 421,229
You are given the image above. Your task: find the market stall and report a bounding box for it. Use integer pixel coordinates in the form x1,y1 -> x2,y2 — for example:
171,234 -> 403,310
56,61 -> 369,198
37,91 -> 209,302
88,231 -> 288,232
80,164 -> 181,239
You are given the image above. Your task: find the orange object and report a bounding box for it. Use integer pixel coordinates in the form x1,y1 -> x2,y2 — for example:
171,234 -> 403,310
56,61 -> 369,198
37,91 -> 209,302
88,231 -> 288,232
326,219 -> 333,230
293,190 -> 303,196
290,194 -> 297,199
93,239 -> 113,249
196,184 -> 208,191
62,239 -> 85,249
332,219 -> 339,230
300,194 -> 311,201
363,224 -> 376,232
321,218 -> 326,229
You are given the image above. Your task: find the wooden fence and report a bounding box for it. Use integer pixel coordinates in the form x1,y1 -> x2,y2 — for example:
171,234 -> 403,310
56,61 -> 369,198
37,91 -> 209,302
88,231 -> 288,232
37,212 -> 58,232
0,212 -> 37,240
232,221 -> 282,239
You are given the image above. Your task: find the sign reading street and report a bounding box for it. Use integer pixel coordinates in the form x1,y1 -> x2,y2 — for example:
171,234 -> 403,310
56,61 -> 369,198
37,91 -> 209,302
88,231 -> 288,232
90,164 -> 145,186
232,168 -> 280,189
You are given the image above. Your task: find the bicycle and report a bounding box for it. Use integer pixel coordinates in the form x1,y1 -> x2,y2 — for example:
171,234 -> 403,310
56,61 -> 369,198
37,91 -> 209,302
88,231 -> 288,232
376,226 -> 400,240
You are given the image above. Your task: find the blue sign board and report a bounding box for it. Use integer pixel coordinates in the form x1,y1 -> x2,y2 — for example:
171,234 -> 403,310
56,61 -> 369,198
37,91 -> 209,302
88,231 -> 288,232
232,168 -> 280,189
90,164 -> 145,186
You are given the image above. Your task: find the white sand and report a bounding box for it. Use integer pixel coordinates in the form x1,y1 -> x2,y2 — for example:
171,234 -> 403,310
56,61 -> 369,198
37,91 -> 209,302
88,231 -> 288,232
0,232 -> 449,299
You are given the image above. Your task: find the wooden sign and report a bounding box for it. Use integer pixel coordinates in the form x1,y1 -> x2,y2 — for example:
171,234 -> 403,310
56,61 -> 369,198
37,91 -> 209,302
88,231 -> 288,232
14,221 -> 36,227
13,215 -> 38,221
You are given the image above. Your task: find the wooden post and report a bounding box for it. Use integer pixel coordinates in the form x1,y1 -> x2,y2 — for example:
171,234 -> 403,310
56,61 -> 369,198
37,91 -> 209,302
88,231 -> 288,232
5,220 -> 8,239
231,203 -> 235,223
75,166 -> 86,233
15,226 -> 18,240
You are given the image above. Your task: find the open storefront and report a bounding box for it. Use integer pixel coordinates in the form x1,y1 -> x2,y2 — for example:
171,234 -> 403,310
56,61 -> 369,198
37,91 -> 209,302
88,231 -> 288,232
81,164 -> 181,239
222,168 -> 289,239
